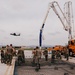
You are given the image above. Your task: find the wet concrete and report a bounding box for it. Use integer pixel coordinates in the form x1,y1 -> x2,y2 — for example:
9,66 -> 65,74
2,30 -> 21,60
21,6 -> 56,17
15,58 -> 75,75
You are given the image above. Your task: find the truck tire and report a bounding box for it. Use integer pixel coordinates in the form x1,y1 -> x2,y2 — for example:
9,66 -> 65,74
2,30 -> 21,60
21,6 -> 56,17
69,50 -> 73,57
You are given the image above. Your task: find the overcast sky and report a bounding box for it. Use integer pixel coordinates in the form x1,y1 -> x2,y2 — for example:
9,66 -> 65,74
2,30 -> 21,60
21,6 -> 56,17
0,0 -> 75,46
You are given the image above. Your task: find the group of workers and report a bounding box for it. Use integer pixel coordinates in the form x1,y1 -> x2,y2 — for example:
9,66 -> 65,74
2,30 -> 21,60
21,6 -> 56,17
0,44 -> 25,65
1,44 -> 15,65
0,45 -> 69,67
32,46 -> 69,64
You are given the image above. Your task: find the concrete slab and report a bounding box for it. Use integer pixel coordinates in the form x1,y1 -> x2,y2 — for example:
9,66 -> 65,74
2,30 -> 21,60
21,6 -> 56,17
0,57 -> 16,75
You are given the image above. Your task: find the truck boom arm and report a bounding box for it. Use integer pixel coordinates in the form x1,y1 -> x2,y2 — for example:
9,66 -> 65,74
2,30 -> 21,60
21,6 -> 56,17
39,1 -> 70,49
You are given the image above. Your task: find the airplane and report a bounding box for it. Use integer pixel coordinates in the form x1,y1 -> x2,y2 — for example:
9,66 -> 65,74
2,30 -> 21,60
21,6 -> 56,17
10,33 -> 20,36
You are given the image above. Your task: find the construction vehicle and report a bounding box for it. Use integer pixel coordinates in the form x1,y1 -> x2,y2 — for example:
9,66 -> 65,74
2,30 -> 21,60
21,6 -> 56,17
54,45 -> 64,51
64,1 -> 75,56
68,39 -> 75,56
39,1 -> 75,56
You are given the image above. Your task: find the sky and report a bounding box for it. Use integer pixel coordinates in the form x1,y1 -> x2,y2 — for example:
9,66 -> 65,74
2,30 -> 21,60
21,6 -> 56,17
0,0 -> 75,46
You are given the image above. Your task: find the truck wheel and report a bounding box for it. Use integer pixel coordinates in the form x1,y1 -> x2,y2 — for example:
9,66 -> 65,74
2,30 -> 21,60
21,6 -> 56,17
69,51 -> 73,57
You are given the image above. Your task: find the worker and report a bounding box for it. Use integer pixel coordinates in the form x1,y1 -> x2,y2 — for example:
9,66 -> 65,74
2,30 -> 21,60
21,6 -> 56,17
32,48 -> 36,64
7,44 -> 13,65
1,48 -> 4,63
56,50 -> 61,59
17,47 -> 25,65
4,45 -> 9,64
35,46 -> 42,70
43,48 -> 48,61
51,47 -> 56,63
66,46 -> 69,61
64,47 -> 67,58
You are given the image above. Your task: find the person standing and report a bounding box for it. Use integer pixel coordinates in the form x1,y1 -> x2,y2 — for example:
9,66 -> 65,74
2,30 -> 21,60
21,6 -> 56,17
35,46 -> 42,70
4,45 -> 9,64
17,47 -> 25,65
32,48 -> 36,63
56,50 -> 61,59
51,47 -> 56,63
7,44 -> 13,65
66,46 -> 69,61
1,48 -> 4,63
43,48 -> 48,61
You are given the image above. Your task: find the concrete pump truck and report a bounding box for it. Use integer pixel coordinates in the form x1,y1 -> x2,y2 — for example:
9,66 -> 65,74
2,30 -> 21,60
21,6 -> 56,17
39,1 -> 75,56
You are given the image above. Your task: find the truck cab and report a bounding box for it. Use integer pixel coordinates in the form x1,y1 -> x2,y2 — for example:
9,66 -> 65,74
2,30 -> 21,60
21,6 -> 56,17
68,39 -> 75,56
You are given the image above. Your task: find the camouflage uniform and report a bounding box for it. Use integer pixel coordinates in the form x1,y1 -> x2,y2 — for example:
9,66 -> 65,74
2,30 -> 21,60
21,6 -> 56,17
35,47 -> 42,70
17,49 -> 25,65
51,49 -> 56,63
1,50 -> 4,63
56,50 -> 61,59
32,49 -> 36,63
66,48 -> 69,61
43,49 -> 48,61
64,47 -> 69,60
35,49 -> 41,64
7,47 -> 13,65
4,50 -> 8,64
